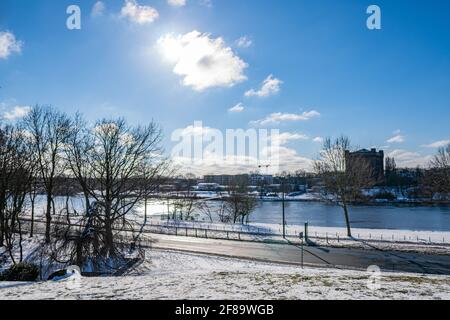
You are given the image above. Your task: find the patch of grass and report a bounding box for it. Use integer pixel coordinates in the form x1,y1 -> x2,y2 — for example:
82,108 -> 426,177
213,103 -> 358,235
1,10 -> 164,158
387,275 -> 449,286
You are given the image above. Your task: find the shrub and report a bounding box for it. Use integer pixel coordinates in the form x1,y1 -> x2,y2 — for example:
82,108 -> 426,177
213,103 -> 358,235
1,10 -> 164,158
0,262 -> 39,282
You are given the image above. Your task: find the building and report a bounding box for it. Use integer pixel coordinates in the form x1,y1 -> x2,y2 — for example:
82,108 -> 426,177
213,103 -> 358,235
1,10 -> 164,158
345,148 -> 384,182
249,174 -> 274,186
204,174 -> 275,187
195,183 -> 221,191
203,174 -> 250,186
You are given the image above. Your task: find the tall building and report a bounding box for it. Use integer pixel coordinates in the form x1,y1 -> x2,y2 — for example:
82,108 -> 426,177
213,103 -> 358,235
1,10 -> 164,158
203,174 -> 249,186
345,148 -> 384,182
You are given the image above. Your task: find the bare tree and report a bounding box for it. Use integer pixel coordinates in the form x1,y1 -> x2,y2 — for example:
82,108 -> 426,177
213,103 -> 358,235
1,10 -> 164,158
28,175 -> 39,238
22,106 -> 71,243
57,118 -> 168,271
63,113 -> 93,216
168,174 -> 198,221
422,144 -> 450,201
0,125 -> 33,263
224,177 -> 257,224
314,136 -> 379,237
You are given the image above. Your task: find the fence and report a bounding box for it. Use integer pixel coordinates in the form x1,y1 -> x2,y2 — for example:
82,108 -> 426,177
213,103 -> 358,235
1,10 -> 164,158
140,219 -> 450,247
19,217 -> 450,248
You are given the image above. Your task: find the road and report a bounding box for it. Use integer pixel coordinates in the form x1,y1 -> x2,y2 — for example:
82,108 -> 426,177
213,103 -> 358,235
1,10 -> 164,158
145,233 -> 450,275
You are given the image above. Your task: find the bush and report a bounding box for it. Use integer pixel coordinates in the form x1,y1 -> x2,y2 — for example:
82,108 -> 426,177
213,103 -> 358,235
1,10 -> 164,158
0,262 -> 39,282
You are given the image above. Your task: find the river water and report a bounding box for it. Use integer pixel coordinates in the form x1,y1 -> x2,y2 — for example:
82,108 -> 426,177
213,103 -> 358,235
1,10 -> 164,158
43,196 -> 450,232
250,202 -> 450,232
141,200 -> 450,232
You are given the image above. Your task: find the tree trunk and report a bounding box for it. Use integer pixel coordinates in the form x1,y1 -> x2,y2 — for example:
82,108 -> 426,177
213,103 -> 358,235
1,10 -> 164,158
104,200 -> 114,257
104,219 -> 114,257
83,192 -> 90,216
45,195 -> 52,243
144,197 -> 148,223
76,240 -> 83,267
18,217 -> 23,263
343,203 -> 352,237
0,210 -> 4,247
0,192 -> 5,247
30,197 -> 35,238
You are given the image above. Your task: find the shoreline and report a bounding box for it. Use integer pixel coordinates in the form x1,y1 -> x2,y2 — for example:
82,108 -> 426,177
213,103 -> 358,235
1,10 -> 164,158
149,194 -> 450,207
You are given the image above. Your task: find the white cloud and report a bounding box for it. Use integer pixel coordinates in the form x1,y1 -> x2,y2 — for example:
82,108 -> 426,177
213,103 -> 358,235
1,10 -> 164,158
168,0 -> 187,7
2,106 -> 31,121
387,149 -> 431,168
387,134 -> 405,143
199,0 -> 212,8
271,132 -> 309,146
91,1 -> 105,17
313,137 -> 324,143
421,139 -> 450,149
275,146 -> 314,172
171,123 -> 313,175
236,36 -> 252,48
245,74 -> 282,98
120,0 -> 159,24
0,31 -> 22,60
157,30 -> 248,91
251,110 -> 321,126
172,144 -> 313,175
228,103 -> 245,113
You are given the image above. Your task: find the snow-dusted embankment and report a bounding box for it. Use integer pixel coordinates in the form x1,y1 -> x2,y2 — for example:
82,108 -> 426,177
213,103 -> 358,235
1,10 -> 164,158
1,249 -> 449,300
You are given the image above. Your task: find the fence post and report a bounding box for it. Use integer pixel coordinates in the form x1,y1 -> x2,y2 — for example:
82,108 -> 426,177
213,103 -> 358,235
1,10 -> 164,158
304,222 -> 309,241
227,231 -> 229,240
195,229 -> 198,238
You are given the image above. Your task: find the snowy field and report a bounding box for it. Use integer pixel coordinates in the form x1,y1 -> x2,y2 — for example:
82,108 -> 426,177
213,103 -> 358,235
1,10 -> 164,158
1,249 -> 450,300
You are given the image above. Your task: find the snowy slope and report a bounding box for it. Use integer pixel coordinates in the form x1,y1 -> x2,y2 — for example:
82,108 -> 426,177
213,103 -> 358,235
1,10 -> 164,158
1,249 -> 449,300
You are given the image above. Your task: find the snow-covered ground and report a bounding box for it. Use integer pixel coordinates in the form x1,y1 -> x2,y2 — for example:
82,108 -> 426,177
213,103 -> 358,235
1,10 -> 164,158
151,219 -> 450,244
1,249 -> 450,300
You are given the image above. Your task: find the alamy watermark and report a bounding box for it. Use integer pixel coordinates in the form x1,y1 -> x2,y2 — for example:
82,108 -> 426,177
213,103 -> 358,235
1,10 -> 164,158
366,265 -> 382,291
64,4 -> 381,31
171,121 -> 281,173
66,5 -> 81,30
367,5 -> 382,30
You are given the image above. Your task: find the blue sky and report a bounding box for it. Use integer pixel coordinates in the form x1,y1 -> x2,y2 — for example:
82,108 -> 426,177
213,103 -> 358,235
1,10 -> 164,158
0,0 -> 449,174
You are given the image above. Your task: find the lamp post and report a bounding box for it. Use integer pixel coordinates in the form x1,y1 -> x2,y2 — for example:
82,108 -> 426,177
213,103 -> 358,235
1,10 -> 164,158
281,175 -> 286,239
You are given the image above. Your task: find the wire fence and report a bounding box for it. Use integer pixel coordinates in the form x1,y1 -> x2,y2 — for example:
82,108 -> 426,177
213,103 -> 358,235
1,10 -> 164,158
19,217 -> 450,248
139,219 -> 450,247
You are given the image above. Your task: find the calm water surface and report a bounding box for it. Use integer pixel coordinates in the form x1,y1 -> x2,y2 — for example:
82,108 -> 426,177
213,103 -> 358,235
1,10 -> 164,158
142,200 -> 450,232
